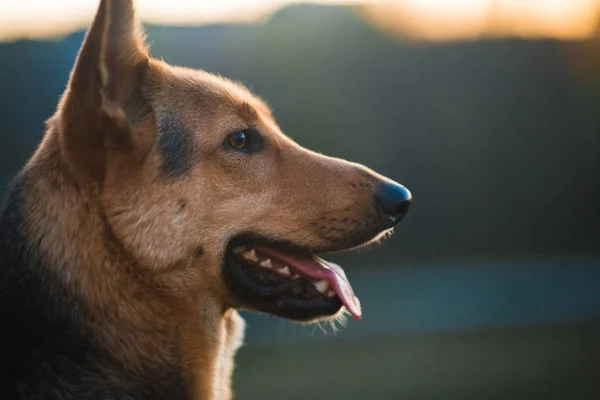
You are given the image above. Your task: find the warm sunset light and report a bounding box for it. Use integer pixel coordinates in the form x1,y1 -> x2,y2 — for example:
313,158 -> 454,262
363,0 -> 600,40
0,0 -> 599,41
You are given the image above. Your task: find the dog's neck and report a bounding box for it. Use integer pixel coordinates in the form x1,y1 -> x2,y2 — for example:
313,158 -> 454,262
1,128 -> 231,397
23,130 -> 154,312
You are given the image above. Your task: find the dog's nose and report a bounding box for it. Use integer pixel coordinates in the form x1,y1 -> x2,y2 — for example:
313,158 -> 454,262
375,180 -> 412,226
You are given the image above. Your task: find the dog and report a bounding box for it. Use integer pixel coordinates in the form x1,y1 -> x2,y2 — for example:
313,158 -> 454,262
0,1 -> 411,398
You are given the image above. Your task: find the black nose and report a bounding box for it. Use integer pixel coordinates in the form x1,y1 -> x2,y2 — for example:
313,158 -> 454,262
376,180 -> 412,225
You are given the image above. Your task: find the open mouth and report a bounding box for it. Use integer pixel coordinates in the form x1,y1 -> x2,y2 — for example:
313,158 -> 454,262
223,238 -> 362,322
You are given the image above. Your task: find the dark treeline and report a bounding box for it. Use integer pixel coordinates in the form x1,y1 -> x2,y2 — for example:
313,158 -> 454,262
1,4 -> 599,266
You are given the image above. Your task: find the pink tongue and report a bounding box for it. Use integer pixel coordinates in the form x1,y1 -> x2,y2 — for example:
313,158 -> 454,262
253,245 -> 362,320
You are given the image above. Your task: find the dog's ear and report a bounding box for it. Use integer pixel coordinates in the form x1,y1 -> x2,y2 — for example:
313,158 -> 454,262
59,0 -> 151,188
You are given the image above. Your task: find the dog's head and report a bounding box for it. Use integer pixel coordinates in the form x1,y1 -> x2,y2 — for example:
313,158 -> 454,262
57,0 -> 411,322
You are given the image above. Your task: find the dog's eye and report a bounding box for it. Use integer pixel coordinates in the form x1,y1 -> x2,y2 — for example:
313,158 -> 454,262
228,131 -> 248,150
225,128 -> 264,153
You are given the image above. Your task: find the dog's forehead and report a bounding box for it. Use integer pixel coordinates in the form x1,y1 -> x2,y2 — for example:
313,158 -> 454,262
148,63 -> 272,121
148,63 -> 277,177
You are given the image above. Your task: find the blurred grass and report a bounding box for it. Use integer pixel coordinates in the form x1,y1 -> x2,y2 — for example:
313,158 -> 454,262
234,321 -> 600,399
241,257 -> 600,343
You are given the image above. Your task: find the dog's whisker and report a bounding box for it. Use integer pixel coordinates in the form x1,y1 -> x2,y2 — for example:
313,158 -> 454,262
280,224 -> 309,237
295,227 -> 326,248
271,317 -> 280,339
260,315 -> 274,338
281,222 -> 323,239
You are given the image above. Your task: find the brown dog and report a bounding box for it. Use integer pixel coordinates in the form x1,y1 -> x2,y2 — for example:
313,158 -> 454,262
0,1 -> 411,399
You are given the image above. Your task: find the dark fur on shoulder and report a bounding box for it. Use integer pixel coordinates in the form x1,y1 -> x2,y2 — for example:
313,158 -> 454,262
0,174 -> 188,399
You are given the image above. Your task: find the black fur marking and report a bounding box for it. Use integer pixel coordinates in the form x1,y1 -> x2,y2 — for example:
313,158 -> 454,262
0,172 -> 190,399
156,113 -> 194,177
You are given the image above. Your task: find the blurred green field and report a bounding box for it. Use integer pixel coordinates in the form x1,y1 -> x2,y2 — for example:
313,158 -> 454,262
235,321 -> 600,399
232,257 -> 600,399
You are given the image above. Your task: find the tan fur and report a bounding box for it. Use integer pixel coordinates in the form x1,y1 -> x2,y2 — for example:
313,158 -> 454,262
21,0 -> 399,397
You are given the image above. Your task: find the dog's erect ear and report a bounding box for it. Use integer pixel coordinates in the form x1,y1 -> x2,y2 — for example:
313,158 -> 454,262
59,0 -> 151,187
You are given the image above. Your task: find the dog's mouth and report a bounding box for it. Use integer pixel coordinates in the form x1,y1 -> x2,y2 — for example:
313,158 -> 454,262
223,238 -> 362,321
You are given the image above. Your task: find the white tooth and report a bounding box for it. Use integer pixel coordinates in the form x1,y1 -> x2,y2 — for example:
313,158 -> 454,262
291,273 -> 300,279
243,249 -> 258,262
259,259 -> 272,269
278,266 -> 291,276
233,245 -> 247,254
313,279 -> 330,294
326,289 -> 336,298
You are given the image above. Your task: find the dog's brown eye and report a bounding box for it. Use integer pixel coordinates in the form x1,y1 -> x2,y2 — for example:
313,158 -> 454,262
225,128 -> 264,153
228,132 -> 248,150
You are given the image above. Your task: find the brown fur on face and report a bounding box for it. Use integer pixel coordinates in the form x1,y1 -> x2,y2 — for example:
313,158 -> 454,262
15,0 -> 410,398
101,62 -> 393,302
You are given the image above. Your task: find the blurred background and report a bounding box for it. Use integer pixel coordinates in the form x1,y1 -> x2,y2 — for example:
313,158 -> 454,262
1,0 -> 600,398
